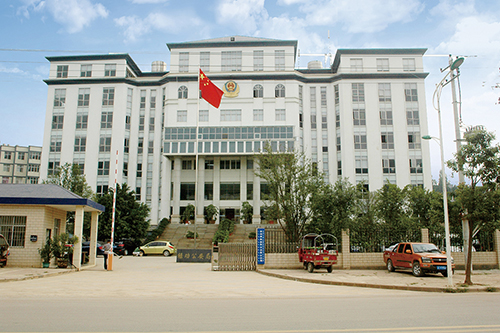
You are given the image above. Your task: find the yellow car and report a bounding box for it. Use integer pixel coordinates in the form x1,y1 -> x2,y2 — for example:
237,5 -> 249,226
138,241 -> 176,256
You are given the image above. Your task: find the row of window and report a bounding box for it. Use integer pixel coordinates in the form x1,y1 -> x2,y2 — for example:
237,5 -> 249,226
164,140 -> 294,155
1,164 -> 40,173
56,64 -> 116,79
178,182 -> 270,201
352,132 -> 421,150
178,84 -> 286,99
176,108 -> 287,122
1,151 -> 41,160
180,50 -> 286,73
164,126 -> 294,141
354,158 -> 422,175
350,58 -> 416,72
1,176 -> 39,184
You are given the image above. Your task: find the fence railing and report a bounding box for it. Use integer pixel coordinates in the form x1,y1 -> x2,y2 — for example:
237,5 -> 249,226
431,229 -> 496,252
217,243 -> 256,271
349,228 -> 421,253
265,229 -> 298,253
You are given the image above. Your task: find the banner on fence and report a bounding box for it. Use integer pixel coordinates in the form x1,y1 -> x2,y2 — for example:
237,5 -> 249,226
257,228 -> 265,265
176,249 -> 212,263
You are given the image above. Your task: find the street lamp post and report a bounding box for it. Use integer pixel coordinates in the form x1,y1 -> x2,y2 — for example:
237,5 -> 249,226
422,56 -> 464,287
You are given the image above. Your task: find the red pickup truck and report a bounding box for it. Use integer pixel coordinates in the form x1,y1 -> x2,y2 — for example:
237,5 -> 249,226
383,242 -> 454,277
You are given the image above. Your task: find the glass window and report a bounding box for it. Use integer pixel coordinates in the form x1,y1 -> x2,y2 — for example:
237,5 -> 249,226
405,83 -> 418,101
382,159 -> 396,173
74,136 -> 86,152
381,132 -> 394,149
350,58 -> 363,72
200,52 -> 210,72
403,58 -> 416,71
78,88 -> 90,107
275,109 -> 286,121
379,104 -> 393,125
352,83 -> 364,102
275,50 -> 285,71
408,132 -> 421,149
377,58 -> 389,72
378,83 -> 391,101
52,115 -> 64,129
100,111 -> 113,129
105,64 -> 116,77
80,64 -> 92,77
253,109 -> 263,121
275,84 -> 285,98
220,109 -> 241,121
180,183 -> 195,200
179,52 -> 189,72
0,216 -> 26,247
178,86 -> 188,99
56,65 -> 68,78
97,160 -> 110,175
102,87 -> 115,106
220,183 -> 240,200
177,110 -> 187,122
204,183 -> 213,200
353,107 -> 366,126
254,50 -> 263,71
354,134 -> 367,149
99,136 -> 112,152
253,84 -> 263,98
54,89 -> 66,107
221,51 -> 242,71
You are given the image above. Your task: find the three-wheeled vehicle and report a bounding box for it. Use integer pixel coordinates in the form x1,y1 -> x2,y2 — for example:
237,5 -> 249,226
0,234 -> 9,267
298,233 -> 338,273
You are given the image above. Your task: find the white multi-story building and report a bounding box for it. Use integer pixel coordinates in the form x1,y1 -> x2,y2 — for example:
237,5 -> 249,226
1,145 -> 42,184
41,36 -> 431,225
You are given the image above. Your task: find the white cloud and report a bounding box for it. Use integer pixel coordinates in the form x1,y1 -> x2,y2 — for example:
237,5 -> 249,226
115,11 -> 203,43
17,0 -> 108,33
129,0 -> 168,3
216,0 -> 268,35
284,0 -> 425,33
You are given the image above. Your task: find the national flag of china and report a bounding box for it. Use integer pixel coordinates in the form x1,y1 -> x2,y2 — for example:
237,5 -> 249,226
199,69 -> 223,108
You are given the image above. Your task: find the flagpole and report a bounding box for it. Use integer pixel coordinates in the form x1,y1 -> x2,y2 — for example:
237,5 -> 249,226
194,68 -> 200,248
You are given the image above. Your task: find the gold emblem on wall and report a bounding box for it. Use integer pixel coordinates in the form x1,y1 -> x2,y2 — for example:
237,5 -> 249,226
223,80 -> 240,98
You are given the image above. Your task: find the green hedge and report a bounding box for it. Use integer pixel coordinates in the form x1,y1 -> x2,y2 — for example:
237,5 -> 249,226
212,218 -> 235,245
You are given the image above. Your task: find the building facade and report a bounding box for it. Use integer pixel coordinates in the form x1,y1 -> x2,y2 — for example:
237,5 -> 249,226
41,36 -> 431,225
0,145 -> 42,184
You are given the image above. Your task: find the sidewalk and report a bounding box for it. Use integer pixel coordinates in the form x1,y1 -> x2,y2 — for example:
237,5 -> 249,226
1,262 -> 499,293
258,268 -> 500,292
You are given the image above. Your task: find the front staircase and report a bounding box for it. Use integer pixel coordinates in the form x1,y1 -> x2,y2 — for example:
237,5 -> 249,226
159,224 -> 259,249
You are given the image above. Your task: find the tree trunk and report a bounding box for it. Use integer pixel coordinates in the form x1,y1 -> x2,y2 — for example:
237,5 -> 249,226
464,220 -> 474,285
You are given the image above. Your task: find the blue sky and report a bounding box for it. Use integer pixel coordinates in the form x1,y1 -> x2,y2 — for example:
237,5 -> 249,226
1,0 -> 500,182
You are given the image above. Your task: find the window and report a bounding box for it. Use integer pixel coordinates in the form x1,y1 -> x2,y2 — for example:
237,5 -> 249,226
355,156 -> 368,174
408,132 -> 421,149
381,132 -> 394,149
149,114 -> 155,131
178,86 -> 188,99
200,52 -> 210,72
379,104 -> 393,125
138,115 -> 145,131
29,151 -> 41,160
205,160 -> 214,170
56,65 -> 68,78
180,183 -> 195,200
99,136 -> 111,152
150,90 -> 156,109
78,88 -> 90,107
199,110 -> 208,122
124,138 -> 130,153
404,83 -> 418,101
74,136 -> 86,152
179,52 -> 189,72
97,160 -> 110,175
28,164 -> 40,172
4,152 -> 12,160
138,138 -> 143,154
275,109 -> 286,121
254,50 -> 263,71
139,90 -> 146,109
80,64 -> 92,77
382,159 -> 396,173
0,216 -> 26,247
275,84 -> 285,98
406,107 -> 420,125
123,162 -> 128,176
148,140 -> 154,154
350,58 -> 363,72
50,135 -> 62,152
409,158 -> 422,173
104,64 -> 116,77
275,50 -> 285,71
47,161 -> 60,175
182,160 -> 194,170
354,134 -> 367,149
377,58 -> 389,72
378,83 -> 391,102
220,160 -> 241,170
53,89 -> 66,107
336,134 -> 341,151
137,163 -> 142,177
52,115 -> 64,129
204,183 -> 213,200
102,88 -> 115,106
100,111 -> 113,129
125,115 -> 131,130
96,185 -> 108,196
220,109 -> 241,121
221,51 -> 242,71
177,110 -> 187,122
76,113 -> 88,129
220,183 -> 240,200
253,109 -> 263,121
353,107 -> 366,126
403,58 -> 416,71
352,83 -> 364,102
253,84 -> 263,98
247,159 -> 253,169
3,164 -> 10,172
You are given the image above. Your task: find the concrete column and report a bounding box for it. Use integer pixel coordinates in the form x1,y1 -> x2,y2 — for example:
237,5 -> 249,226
494,229 -> 500,269
342,229 -> 350,269
240,156 -> 247,224
172,156 -> 182,223
421,228 -> 429,243
195,156 -> 205,224
213,156 -> 221,224
252,162 -> 261,224
73,206 -> 84,270
88,211 -> 99,266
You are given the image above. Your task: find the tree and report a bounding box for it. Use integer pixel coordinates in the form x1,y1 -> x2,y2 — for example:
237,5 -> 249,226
241,202 -> 253,224
97,183 -> 150,242
447,126 -> 500,285
256,145 -> 324,242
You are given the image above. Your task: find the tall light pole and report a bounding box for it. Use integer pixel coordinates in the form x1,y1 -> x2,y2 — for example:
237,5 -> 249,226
422,56 -> 464,287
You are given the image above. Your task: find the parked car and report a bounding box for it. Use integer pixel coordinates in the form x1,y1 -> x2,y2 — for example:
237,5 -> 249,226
115,239 -> 141,256
81,241 -> 104,256
0,234 -> 9,267
383,242 -> 455,277
138,241 -> 176,256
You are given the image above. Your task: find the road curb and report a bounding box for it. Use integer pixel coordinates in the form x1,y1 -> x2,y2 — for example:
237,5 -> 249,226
0,268 -> 78,283
256,269 -> 494,293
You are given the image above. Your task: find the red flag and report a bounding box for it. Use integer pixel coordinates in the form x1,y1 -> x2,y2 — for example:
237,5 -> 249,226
199,69 -> 223,108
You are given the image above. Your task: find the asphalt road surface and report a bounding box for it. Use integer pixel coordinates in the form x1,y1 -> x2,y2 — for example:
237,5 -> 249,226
2,256 -> 500,332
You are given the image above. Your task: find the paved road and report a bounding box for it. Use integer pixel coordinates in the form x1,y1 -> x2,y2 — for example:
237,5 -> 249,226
2,256 -> 500,332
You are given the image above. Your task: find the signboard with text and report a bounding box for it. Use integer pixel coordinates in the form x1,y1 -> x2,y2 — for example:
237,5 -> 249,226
176,249 -> 212,263
257,228 -> 265,265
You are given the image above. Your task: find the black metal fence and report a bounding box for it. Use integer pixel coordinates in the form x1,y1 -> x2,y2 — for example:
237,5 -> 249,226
264,228 -> 298,253
430,229 -> 496,252
349,228 -> 421,253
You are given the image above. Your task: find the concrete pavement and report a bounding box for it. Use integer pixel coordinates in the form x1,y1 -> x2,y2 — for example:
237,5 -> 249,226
1,256 -> 499,293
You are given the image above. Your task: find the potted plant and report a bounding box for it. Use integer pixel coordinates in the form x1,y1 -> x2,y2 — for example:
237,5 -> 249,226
51,233 -> 79,268
39,238 -> 52,268
186,231 -> 199,239
204,204 -> 218,224
248,231 -> 256,239
241,202 -> 253,224
181,204 -> 195,224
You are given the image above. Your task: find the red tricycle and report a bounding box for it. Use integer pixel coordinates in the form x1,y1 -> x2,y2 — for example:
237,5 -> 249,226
298,233 -> 338,273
